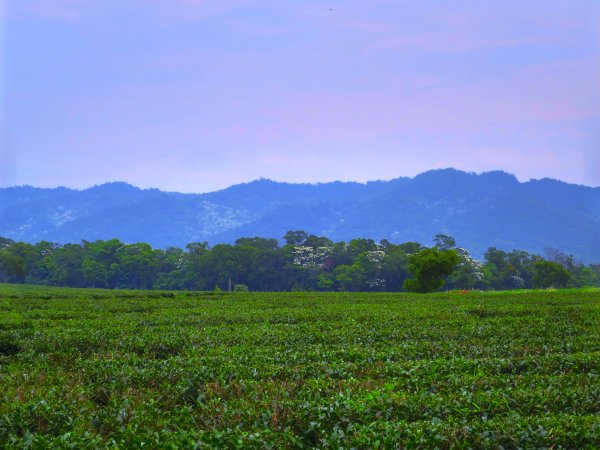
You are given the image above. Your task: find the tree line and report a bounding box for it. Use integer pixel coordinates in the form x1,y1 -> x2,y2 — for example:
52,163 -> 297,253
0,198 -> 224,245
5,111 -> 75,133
0,232 -> 598,292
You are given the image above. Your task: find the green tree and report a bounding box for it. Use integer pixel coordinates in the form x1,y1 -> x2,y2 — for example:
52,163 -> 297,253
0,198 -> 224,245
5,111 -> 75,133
433,234 -> 456,250
484,248 -> 539,290
0,251 -> 25,283
573,267 -> 599,288
0,237 -> 16,249
114,243 -> 158,289
448,248 -> 486,290
209,244 -> 240,291
182,242 -> 211,289
590,264 -> 600,281
83,239 -> 124,288
82,259 -> 109,288
283,230 -> 309,247
404,248 -> 460,293
532,260 -> 572,289
235,237 -> 279,252
83,239 -> 123,266
333,263 -> 366,292
398,242 -> 423,255
346,239 -> 377,258
380,247 -> 409,291
506,250 -> 539,288
304,235 -> 334,248
153,247 -> 186,290
47,244 -> 85,286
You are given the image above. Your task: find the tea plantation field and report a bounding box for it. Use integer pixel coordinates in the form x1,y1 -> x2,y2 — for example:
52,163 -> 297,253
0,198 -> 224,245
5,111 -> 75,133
1,285 -> 599,448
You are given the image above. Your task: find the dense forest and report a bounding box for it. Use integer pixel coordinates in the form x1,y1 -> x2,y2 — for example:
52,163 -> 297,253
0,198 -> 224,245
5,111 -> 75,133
0,231 -> 598,292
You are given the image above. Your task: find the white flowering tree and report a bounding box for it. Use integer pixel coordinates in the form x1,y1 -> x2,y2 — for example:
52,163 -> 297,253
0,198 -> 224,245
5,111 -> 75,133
449,247 -> 486,290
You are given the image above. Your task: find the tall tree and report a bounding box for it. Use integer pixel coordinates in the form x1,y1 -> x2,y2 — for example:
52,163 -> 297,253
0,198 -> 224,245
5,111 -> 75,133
532,260 -> 572,289
0,251 -> 24,283
433,234 -> 456,250
404,248 -> 460,293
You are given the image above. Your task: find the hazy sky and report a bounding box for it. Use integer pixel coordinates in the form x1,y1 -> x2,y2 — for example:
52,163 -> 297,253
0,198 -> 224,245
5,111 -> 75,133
2,0 -> 599,192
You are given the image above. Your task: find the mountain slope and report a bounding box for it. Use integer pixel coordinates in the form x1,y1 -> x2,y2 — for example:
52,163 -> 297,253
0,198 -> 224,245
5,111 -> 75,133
1,169 -> 599,261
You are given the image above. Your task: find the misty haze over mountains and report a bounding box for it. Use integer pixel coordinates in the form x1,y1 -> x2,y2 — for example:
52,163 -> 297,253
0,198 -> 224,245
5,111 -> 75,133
1,169 -> 599,262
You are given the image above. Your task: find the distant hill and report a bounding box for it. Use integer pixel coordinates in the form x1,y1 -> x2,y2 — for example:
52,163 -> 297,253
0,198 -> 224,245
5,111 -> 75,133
1,169 -> 599,261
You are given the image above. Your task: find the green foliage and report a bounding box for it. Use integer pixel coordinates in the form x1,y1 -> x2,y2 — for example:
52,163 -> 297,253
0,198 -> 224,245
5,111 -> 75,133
0,251 -> 24,282
380,247 -> 409,291
575,267 -> 600,288
333,263 -> 366,292
532,260 -> 573,288
484,247 -> 545,290
0,233 -> 598,292
283,230 -> 309,246
82,259 -> 109,288
404,248 -> 460,293
0,285 -> 599,447
433,233 -> 456,250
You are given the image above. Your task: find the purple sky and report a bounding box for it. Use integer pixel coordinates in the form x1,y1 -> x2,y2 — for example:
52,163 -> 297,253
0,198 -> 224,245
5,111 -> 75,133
2,0 -> 599,193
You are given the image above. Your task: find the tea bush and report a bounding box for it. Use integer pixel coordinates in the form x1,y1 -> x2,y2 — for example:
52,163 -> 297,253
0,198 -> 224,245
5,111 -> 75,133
0,285 -> 599,447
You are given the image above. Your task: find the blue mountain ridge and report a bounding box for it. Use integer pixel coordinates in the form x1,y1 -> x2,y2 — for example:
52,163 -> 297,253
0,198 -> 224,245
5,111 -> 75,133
1,169 -> 599,262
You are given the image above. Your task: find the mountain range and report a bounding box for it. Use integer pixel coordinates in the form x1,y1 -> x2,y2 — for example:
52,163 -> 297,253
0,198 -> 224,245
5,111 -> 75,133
1,168 -> 599,262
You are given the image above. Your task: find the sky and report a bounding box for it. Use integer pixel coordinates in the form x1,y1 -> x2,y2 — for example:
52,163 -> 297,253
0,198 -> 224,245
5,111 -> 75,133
1,0 -> 599,193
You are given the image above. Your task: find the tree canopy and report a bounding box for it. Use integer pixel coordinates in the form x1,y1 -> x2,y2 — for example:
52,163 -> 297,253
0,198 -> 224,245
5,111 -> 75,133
403,248 -> 461,293
0,233 -> 597,292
